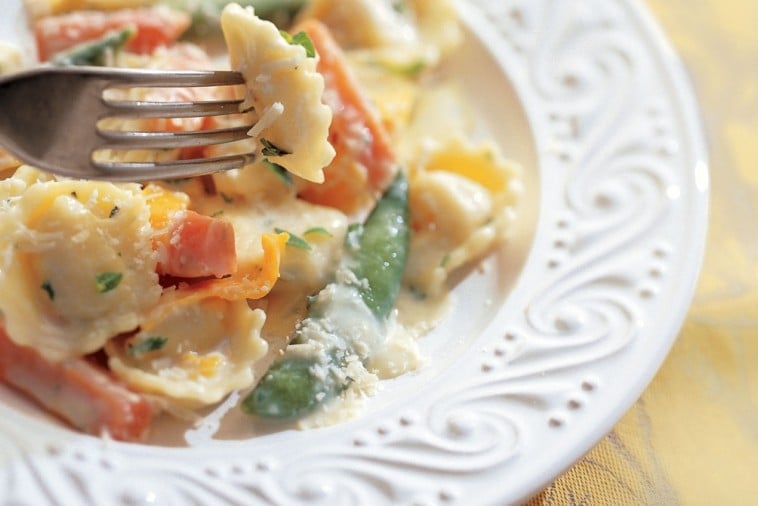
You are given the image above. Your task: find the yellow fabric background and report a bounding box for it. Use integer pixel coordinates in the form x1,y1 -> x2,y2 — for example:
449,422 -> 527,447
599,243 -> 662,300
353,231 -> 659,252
528,1 -> 758,504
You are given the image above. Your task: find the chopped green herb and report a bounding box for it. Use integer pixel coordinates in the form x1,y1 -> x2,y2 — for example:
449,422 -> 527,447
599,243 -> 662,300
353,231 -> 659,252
280,30 -> 315,58
292,31 -> 316,58
274,227 -> 311,250
211,210 -> 225,218
261,138 -> 291,157
263,159 -> 293,186
95,272 -> 122,293
127,336 -> 168,357
304,227 -> 332,237
220,192 -> 234,204
380,59 -> 425,77
440,253 -> 451,267
40,281 -> 55,300
109,206 -> 120,218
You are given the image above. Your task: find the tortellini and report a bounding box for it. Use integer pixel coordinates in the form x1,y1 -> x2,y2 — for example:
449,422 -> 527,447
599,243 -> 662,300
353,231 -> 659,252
398,86 -> 522,296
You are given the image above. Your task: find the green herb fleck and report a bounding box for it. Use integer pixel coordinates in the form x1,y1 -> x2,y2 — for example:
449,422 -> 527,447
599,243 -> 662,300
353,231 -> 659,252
280,30 -> 316,58
220,192 -> 234,204
440,253 -> 451,267
211,210 -> 225,218
40,281 -> 55,300
95,272 -> 122,293
261,138 -> 291,157
127,336 -> 168,357
109,206 -> 120,218
275,227 -> 311,250
304,227 -> 332,237
263,159 -> 293,186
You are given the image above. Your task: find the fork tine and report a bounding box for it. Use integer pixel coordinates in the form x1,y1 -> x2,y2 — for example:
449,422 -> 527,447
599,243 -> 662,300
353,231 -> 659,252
100,68 -> 245,88
91,153 -> 257,182
103,99 -> 246,119
97,125 -> 253,150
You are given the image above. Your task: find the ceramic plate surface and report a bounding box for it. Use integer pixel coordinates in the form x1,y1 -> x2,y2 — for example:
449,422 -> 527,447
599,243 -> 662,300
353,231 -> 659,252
0,0 -> 708,504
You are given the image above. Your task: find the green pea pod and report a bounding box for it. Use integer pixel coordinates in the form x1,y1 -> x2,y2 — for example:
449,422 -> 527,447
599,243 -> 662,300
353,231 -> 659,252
243,172 -> 410,420
346,172 -> 410,320
243,356 -> 339,419
52,27 -> 135,67
161,0 -> 308,37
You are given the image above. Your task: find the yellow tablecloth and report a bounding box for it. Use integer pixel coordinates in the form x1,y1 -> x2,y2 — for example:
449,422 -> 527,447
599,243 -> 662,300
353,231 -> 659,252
528,1 -> 758,504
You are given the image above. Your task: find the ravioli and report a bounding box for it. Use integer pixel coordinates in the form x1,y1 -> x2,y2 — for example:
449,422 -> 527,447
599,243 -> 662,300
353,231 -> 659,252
106,298 -> 268,406
0,167 -> 162,361
221,3 -> 335,183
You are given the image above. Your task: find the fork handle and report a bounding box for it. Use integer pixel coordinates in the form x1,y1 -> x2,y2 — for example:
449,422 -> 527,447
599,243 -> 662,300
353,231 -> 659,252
0,66 -> 245,89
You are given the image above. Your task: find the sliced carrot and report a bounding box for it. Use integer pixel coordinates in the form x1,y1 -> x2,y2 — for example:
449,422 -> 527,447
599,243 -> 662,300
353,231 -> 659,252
157,210 -> 237,279
0,325 -> 154,442
35,7 -> 191,62
295,20 -> 399,215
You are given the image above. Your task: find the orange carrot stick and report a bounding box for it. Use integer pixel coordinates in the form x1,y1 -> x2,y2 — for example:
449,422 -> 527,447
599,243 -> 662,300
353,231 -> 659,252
35,7 -> 191,62
0,326 -> 154,442
296,20 -> 399,215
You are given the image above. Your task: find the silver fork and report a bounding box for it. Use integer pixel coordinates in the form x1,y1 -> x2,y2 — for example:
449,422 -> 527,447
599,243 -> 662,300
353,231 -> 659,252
0,66 -> 257,182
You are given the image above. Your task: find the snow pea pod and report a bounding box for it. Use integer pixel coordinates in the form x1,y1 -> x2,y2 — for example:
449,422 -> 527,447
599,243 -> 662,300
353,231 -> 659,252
162,0 -> 308,37
52,27 -> 135,66
345,171 -> 411,320
242,172 -> 410,420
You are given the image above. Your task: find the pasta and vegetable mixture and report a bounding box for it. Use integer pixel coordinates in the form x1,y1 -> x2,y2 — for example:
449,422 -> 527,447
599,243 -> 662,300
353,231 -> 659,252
0,0 -> 521,442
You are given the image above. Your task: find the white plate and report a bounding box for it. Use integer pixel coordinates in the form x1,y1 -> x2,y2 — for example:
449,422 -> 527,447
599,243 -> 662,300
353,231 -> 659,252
0,0 -> 708,504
